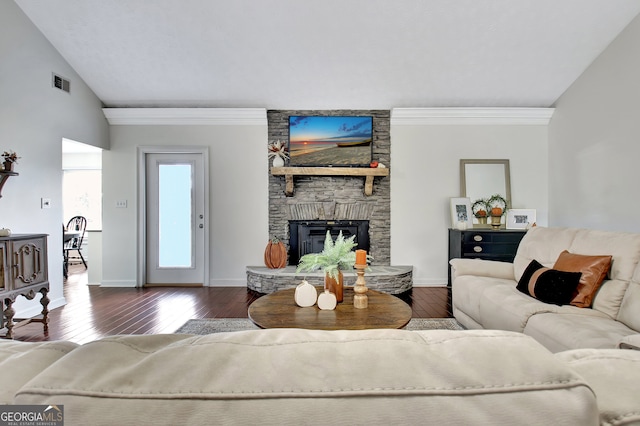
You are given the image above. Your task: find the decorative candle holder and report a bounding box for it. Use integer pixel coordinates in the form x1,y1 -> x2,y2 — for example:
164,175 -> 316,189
353,264 -> 368,309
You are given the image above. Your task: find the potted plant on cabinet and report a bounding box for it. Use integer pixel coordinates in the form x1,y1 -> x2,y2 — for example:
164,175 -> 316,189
487,194 -> 507,229
472,199 -> 489,225
296,230 -> 358,303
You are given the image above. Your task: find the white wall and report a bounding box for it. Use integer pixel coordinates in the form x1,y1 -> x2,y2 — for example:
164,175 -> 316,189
101,108 -> 550,288
390,109 -> 550,285
549,14 -> 640,232
102,115 -> 268,287
0,2 -> 108,316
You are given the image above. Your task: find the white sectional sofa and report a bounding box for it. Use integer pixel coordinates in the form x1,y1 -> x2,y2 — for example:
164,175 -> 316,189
451,226 -> 640,353
2,328 -> 640,425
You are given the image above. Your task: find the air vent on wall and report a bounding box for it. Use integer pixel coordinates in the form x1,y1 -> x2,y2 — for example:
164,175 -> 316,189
52,73 -> 70,93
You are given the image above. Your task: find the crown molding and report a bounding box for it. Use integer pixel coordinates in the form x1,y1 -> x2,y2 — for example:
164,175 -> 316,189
390,107 -> 555,125
102,108 -> 267,125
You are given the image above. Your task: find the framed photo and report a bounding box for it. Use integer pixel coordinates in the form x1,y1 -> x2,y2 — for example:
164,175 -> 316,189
506,209 -> 537,229
450,197 -> 473,229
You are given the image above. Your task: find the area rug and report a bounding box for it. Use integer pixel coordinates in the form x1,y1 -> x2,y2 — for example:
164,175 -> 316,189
175,318 -> 464,335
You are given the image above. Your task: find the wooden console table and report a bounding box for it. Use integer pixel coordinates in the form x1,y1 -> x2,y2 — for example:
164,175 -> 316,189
1,234 -> 49,339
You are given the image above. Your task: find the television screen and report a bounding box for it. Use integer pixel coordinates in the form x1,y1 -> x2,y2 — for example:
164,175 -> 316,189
288,115 -> 373,167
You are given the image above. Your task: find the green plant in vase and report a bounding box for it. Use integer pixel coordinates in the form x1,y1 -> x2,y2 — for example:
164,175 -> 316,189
296,230 -> 358,302
487,194 -> 507,229
472,198 -> 489,225
2,150 -> 20,172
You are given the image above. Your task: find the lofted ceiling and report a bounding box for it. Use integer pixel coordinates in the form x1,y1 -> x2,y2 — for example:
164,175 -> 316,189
15,0 -> 640,110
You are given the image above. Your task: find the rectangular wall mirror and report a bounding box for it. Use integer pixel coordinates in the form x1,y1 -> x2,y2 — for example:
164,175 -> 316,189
460,159 -> 511,206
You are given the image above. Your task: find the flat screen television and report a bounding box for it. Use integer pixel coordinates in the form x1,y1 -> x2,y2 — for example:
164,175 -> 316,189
288,115 -> 373,167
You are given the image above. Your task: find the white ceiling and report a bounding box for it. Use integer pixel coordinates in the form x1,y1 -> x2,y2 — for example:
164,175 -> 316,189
15,0 -> 640,110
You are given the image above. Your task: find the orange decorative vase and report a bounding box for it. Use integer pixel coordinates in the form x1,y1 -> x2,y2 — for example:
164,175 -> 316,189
324,270 -> 344,303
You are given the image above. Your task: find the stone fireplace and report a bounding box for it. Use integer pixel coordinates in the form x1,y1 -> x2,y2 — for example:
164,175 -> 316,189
246,109 -> 412,294
267,109 -> 391,265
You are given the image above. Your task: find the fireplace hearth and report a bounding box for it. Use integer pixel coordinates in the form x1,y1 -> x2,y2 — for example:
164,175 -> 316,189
288,220 -> 369,265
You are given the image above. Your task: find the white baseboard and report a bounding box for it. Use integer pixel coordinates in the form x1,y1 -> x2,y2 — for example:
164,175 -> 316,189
208,279 -> 247,287
100,280 -> 137,287
412,278 -> 448,287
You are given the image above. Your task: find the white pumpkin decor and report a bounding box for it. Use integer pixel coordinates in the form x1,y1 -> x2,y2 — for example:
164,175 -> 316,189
317,290 -> 337,311
294,280 -> 317,307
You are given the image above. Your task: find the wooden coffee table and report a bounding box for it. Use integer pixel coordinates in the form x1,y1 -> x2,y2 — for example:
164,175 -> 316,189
248,286 -> 412,330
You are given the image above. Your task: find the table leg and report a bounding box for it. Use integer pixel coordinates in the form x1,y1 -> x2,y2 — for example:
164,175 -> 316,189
3,298 -> 15,339
40,288 -> 50,332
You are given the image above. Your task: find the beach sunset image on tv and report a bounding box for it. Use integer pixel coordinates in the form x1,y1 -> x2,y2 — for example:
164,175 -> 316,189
288,116 -> 373,166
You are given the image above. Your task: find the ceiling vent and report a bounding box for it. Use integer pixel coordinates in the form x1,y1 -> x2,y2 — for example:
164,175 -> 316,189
52,73 -> 70,93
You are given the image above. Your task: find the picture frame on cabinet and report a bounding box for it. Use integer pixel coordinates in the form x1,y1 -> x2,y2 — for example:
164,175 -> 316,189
506,209 -> 537,229
450,197 -> 473,229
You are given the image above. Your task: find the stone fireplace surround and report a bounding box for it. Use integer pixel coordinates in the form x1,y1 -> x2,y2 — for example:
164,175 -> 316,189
267,109 -> 391,264
246,109 -> 413,294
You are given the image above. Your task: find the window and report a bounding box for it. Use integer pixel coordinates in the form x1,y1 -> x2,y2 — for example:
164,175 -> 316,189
63,170 -> 102,230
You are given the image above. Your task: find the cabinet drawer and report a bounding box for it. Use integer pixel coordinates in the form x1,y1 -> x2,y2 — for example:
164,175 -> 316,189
462,242 -> 522,256
11,237 -> 48,289
461,232 -> 524,244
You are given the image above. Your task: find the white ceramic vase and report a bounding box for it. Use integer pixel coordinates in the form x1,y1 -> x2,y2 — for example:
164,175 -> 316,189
272,156 -> 285,167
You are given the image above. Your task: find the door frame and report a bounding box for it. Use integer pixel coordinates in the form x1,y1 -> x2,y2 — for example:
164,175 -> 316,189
137,146 -> 210,287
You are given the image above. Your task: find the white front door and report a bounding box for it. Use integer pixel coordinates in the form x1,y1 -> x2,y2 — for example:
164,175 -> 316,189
144,152 -> 206,285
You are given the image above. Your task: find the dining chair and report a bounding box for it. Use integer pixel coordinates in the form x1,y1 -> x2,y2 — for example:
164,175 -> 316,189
64,216 -> 88,275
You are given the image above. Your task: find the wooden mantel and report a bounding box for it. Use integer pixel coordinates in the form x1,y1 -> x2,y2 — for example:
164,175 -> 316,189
271,166 -> 389,197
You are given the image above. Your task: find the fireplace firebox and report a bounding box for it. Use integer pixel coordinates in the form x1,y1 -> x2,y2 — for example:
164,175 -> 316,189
288,220 -> 369,265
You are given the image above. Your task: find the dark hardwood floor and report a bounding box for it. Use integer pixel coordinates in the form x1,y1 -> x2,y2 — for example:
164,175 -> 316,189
9,264 -> 452,344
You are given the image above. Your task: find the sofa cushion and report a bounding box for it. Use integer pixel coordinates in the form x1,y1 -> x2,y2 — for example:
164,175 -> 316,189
0,340 -> 79,404
556,349 -> 640,426
592,279 -> 631,320
14,330 -> 599,425
516,259 -> 582,306
523,312 -> 635,353
452,275 -> 516,326
553,250 -> 612,308
477,283 -> 601,333
569,229 -> 640,283
617,266 -> 640,331
514,227 -> 580,282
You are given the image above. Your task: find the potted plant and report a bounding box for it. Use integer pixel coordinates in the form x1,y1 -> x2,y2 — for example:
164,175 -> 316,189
268,140 -> 289,167
2,150 -> 20,172
487,194 -> 507,229
472,198 -> 489,225
296,230 -> 358,303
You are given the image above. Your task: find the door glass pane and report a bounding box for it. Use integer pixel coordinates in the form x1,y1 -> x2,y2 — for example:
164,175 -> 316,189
158,164 -> 192,267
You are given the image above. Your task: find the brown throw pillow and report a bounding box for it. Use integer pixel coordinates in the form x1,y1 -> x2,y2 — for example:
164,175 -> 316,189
553,250 -> 612,308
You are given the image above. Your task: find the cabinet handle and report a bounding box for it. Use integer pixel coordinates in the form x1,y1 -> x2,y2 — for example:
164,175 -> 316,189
473,246 -> 483,253
473,235 -> 483,242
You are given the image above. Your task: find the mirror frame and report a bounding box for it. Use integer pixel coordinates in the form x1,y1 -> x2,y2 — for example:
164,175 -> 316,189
460,159 -> 511,206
